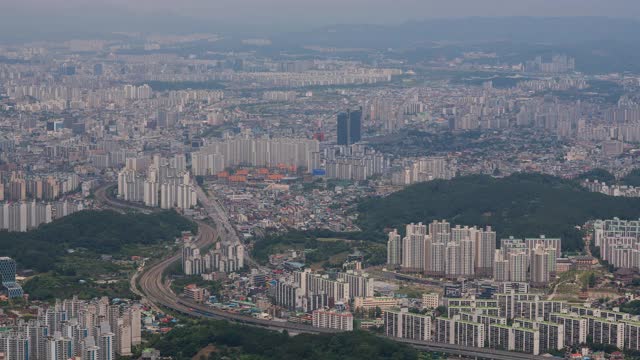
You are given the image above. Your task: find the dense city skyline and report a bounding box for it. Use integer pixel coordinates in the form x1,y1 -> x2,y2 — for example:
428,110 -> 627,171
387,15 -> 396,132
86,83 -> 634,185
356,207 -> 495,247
3,2 -> 640,359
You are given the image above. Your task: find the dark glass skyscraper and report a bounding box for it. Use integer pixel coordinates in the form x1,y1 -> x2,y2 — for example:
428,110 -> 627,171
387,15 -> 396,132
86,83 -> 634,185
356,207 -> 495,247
93,63 -> 103,76
0,257 -> 23,299
337,108 -> 362,145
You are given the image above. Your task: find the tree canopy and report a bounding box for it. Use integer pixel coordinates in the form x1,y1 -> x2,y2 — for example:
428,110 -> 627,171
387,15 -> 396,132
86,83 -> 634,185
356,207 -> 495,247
148,319 -> 417,360
621,300 -> 640,315
621,168 -> 640,187
0,210 -> 196,272
576,168 -> 615,183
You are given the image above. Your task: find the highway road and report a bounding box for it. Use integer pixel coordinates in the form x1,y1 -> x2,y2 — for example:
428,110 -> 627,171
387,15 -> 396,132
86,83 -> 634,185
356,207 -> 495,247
94,182 -> 156,214
193,183 -> 267,271
194,184 -> 239,245
135,249 -> 546,360
97,181 -> 547,359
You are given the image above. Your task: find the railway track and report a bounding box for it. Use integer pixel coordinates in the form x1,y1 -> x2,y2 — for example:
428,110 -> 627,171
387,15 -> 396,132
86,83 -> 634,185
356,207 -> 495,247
100,180 -> 546,359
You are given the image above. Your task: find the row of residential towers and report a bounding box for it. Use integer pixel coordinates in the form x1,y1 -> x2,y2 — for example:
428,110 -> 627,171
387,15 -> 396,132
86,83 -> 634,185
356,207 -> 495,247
387,221 -> 560,286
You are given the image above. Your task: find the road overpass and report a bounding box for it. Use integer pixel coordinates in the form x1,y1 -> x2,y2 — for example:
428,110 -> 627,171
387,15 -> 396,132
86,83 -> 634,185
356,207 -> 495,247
134,223 -> 547,360
94,182 -> 157,214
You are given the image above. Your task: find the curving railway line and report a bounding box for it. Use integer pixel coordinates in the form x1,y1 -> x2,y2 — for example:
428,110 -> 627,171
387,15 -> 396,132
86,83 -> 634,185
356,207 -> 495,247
134,219 -> 546,359
100,181 -> 546,360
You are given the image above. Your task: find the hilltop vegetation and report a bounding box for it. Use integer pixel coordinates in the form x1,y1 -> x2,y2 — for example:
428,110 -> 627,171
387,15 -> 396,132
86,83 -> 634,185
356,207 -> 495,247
578,168 -> 640,187
252,231 -> 353,265
251,229 -> 387,268
576,168 -> 616,184
148,319 -> 417,360
0,210 -> 196,272
356,173 -> 640,251
621,169 -> 640,187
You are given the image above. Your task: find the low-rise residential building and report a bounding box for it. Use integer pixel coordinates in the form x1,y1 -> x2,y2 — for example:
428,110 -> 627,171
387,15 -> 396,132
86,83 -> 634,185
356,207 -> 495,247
354,297 -> 399,311
422,293 -> 440,309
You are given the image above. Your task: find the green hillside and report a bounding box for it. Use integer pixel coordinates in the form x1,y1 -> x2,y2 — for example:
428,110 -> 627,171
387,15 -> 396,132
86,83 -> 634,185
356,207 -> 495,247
621,168 -> 640,187
148,319 -> 417,360
576,168 -> 615,183
0,210 -> 196,272
357,173 -> 640,251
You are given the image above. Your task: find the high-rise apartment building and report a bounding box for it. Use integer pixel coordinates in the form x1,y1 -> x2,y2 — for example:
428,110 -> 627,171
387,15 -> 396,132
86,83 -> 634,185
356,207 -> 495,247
508,250 -> 529,283
493,249 -> 509,282
549,313 -> 587,347
402,232 -> 426,272
182,236 -> 245,275
45,335 -> 74,360
513,318 -> 564,353
4,297 -> 140,360
431,316 -> 485,348
623,320 -> 640,351
383,308 -> 431,341
475,227 -> 496,276
386,229 -> 402,267
0,333 -> 29,360
530,245 -> 553,287
393,220 -> 495,278
453,319 -> 485,348
445,242 -> 461,278
511,326 -> 540,355
118,159 -> 197,211
585,316 -> 625,350
336,271 -> 374,299
192,136 -> 320,174
524,236 -> 561,256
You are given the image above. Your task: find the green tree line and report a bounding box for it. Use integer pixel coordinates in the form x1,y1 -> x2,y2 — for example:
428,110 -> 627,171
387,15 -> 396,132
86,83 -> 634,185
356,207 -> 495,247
579,167 -> 640,187
147,319 -> 417,360
0,210 -> 196,272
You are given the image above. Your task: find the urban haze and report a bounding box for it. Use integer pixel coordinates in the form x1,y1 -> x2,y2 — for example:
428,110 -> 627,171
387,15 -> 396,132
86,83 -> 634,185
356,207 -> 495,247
1,2 -> 640,360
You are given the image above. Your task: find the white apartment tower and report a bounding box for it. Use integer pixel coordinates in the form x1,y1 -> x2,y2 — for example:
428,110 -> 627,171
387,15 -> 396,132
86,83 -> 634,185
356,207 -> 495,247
387,229 -> 402,266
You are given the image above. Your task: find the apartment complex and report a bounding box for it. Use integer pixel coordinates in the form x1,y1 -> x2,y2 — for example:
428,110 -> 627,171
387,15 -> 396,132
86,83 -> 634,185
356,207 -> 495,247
191,135 -> 320,175
0,200 -> 83,232
182,235 -> 245,274
593,218 -> 640,269
391,156 -> 457,186
493,236 -> 560,287
0,296 -> 141,360
387,220 -> 496,278
384,290 -> 640,356
272,269 -> 373,313
118,154 -> 197,210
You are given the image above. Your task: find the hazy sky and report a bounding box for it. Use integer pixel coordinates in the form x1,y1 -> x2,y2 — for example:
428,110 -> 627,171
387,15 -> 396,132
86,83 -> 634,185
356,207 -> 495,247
4,0 -> 640,31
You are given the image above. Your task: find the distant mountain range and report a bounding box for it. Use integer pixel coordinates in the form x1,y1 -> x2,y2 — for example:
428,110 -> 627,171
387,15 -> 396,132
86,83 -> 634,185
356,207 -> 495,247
2,16 -> 640,74
279,17 -> 640,48
1,15 -> 638,45
270,18 -> 640,74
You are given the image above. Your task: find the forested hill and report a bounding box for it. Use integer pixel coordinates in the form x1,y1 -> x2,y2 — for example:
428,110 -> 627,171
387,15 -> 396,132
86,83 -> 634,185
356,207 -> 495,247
356,173 -> 640,251
0,210 -> 196,272
149,319 -> 416,360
